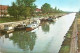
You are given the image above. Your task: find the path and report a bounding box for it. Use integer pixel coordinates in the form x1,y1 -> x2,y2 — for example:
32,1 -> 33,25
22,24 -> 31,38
70,17 -> 78,53
77,17 -> 80,53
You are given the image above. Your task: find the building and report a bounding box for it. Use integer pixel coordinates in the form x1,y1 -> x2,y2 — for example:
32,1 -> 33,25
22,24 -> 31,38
35,8 -> 42,12
0,5 -> 9,17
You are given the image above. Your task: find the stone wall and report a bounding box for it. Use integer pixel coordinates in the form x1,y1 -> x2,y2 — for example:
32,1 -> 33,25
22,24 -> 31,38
0,19 -> 33,30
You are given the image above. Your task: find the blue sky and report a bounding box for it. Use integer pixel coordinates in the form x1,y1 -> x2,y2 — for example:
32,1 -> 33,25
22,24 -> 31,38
0,0 -> 80,12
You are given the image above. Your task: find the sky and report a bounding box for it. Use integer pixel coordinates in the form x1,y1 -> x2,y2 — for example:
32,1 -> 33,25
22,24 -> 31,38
0,0 -> 80,12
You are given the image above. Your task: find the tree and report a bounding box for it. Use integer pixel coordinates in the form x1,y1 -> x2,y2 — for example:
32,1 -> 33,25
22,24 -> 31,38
8,2 -> 19,18
41,3 -> 51,14
53,7 -> 58,13
8,0 -> 36,19
30,4 -> 36,16
54,7 -> 57,11
21,0 -> 36,6
16,0 -> 36,17
53,7 -> 63,13
22,7 -> 31,19
78,10 -> 80,14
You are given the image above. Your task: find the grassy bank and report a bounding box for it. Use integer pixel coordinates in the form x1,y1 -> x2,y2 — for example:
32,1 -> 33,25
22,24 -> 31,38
77,13 -> 80,52
0,17 -> 25,23
59,20 -> 74,53
0,13 -> 67,23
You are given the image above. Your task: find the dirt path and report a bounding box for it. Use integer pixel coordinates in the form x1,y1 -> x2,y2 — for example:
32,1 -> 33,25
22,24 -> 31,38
77,18 -> 80,53
70,18 -> 78,53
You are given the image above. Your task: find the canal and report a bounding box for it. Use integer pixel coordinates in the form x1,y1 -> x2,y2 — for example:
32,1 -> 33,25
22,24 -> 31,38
0,13 -> 76,53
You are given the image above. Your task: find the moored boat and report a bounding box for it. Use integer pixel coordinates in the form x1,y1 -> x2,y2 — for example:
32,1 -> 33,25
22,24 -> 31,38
47,17 -> 53,22
26,19 -> 40,31
14,25 -> 26,30
2,24 -> 14,33
26,23 -> 39,31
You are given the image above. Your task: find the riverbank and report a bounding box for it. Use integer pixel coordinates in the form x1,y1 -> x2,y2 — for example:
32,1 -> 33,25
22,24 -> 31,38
0,13 -> 66,23
0,13 -> 66,30
77,15 -> 80,53
59,18 -> 75,53
0,19 -> 30,30
0,17 -> 25,23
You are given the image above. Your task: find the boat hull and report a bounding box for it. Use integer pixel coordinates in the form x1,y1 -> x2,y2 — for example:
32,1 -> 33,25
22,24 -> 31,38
26,27 -> 33,32
14,27 -> 26,31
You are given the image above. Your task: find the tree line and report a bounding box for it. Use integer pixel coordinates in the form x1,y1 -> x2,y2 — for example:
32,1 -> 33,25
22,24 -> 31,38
41,3 -> 63,14
8,0 -> 36,19
8,0 -> 63,19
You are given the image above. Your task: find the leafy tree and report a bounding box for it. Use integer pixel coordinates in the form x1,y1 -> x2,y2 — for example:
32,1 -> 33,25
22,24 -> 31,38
30,4 -> 36,16
41,3 -> 51,14
78,10 -> 80,14
16,0 -> 36,18
53,7 -> 63,13
54,7 -> 57,11
22,0 -> 36,6
8,0 -> 36,19
22,7 -> 31,19
8,2 -> 19,18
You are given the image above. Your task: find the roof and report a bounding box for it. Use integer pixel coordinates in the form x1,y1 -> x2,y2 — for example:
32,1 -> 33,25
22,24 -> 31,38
0,5 -> 8,10
36,8 -> 41,12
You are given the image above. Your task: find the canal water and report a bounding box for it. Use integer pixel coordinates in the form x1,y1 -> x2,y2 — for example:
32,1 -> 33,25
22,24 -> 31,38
0,13 -> 76,53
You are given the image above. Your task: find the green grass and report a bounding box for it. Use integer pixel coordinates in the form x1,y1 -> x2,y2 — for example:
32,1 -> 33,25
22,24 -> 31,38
66,33 -> 71,38
76,13 -> 80,18
59,46 -> 70,53
0,17 -> 25,23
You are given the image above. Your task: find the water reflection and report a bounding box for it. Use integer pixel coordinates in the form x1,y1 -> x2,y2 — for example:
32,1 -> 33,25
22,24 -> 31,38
41,22 -> 50,32
0,30 -> 37,52
5,33 -> 13,38
10,31 -> 36,51
0,32 -> 3,37
41,21 -> 55,33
